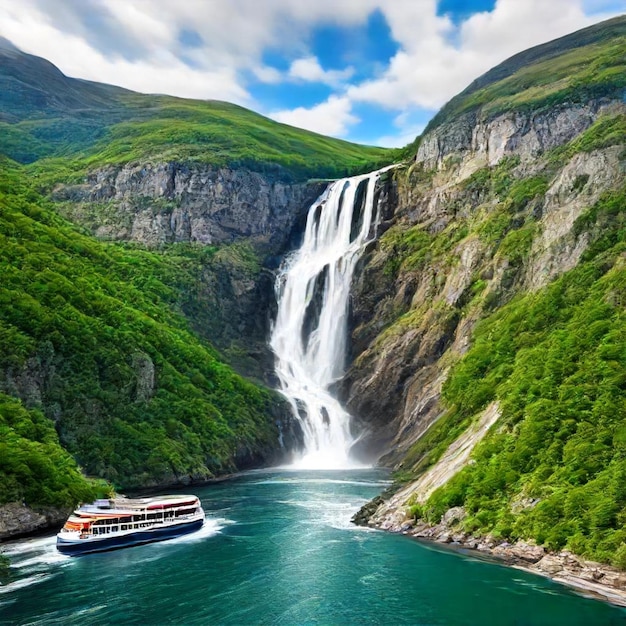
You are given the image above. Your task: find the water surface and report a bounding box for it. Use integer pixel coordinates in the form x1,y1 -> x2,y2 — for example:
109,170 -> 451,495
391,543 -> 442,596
1,469 -> 625,625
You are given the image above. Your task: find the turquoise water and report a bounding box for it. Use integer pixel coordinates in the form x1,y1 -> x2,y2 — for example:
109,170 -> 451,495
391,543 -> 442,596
1,469 -> 625,625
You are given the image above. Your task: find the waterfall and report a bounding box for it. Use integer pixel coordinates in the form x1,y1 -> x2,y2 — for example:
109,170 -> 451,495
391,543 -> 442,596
270,167 -> 391,469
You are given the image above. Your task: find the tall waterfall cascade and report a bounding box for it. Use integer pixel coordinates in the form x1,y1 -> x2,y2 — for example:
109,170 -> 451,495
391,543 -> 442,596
270,167 -> 393,469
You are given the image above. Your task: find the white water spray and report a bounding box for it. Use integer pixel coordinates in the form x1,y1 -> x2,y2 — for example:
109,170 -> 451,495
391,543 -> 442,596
270,167 -> 392,469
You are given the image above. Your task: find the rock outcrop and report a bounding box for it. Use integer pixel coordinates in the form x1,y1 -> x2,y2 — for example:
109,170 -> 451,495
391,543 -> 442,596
342,98 -> 625,465
0,502 -> 69,540
416,100 -> 616,172
356,502 -> 626,608
53,163 -> 325,255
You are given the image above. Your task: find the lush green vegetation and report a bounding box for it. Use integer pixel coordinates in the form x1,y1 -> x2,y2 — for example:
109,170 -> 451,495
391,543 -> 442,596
410,185 -> 626,566
0,158 -> 283,492
0,41 -> 398,514
0,393 -> 98,508
0,45 -> 394,181
74,97 -> 394,180
425,16 -> 626,133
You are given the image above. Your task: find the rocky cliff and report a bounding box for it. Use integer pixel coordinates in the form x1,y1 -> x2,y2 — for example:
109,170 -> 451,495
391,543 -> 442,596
343,97 -> 625,464
50,162 -> 326,381
53,162 -> 325,256
345,15 -> 626,591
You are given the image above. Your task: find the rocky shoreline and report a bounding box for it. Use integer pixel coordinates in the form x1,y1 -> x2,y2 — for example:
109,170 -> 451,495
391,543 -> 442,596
354,504 -> 626,608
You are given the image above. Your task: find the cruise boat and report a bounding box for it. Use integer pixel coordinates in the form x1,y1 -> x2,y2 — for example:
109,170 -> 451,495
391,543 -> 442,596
56,494 -> 205,555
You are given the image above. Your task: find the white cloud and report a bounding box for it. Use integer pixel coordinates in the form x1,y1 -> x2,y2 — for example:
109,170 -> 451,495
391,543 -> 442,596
0,0 -> 376,100
270,95 -> 358,137
253,65 -> 283,84
375,124 -> 426,148
0,0 -> 622,140
288,56 -> 354,86
348,0 -> 605,111
0,0 -> 250,102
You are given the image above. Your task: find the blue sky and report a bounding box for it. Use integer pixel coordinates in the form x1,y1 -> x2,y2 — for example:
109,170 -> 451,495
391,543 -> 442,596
0,0 -> 624,146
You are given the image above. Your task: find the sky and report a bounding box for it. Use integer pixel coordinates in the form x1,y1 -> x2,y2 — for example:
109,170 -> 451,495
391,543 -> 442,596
0,0 -> 624,147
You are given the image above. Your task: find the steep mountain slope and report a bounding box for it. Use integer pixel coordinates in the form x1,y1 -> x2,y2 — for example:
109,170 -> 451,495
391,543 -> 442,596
0,158 -> 298,495
347,15 -> 626,574
0,44 -> 397,536
0,41 -> 396,382
425,14 -> 626,134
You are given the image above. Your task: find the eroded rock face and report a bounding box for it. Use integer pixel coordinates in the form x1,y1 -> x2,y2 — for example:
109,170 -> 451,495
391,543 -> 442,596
132,352 -> 155,402
525,146 -> 623,290
342,99 -> 625,465
0,502 -> 69,540
54,163 -> 326,255
416,100 -> 617,171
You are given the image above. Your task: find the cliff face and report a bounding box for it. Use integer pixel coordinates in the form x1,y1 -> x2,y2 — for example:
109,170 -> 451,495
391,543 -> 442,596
54,162 -> 325,255
342,97 -> 625,464
343,19 -> 626,577
49,162 -> 326,382
416,100 -> 606,171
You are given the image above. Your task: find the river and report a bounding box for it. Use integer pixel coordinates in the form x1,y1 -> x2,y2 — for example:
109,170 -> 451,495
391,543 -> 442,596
1,469 -> 624,625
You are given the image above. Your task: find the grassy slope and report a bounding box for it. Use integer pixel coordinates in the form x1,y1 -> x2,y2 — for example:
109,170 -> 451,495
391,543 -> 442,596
0,47 -> 393,180
0,393 -> 100,508
424,15 -> 626,134
386,21 -> 626,566
423,189 -> 626,566
0,158 -> 285,497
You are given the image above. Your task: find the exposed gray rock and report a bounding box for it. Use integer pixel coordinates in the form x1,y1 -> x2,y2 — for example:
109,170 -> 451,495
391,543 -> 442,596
416,100 -> 619,171
53,163 -> 326,255
0,502 -> 69,540
342,99 -> 625,466
442,506 -> 467,527
132,352 -> 155,402
524,145 -> 624,290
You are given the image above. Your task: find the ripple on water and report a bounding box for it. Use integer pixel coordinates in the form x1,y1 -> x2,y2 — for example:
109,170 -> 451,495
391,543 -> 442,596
276,496 -> 375,531
253,476 -> 392,488
0,573 -> 52,595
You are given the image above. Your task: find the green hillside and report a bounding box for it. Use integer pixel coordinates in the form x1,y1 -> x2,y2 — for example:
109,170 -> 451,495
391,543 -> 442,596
425,15 -> 626,133
383,115 -> 626,566
0,157 -> 285,498
0,43 -> 392,180
0,43 -> 395,513
417,182 -> 626,565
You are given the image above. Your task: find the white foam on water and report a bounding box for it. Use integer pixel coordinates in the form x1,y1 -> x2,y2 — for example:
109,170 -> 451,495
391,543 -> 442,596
0,573 -> 51,595
163,516 -> 232,546
2,534 -> 57,557
278,497 -> 374,531
253,477 -> 392,488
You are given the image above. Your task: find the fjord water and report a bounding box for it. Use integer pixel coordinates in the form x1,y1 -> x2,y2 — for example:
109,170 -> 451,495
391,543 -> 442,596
270,169 -> 391,469
2,469 -> 624,626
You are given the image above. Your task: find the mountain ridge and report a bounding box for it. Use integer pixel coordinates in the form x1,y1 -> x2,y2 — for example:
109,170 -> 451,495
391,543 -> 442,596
0,40 -> 392,179
424,14 -> 626,134
343,16 -> 626,597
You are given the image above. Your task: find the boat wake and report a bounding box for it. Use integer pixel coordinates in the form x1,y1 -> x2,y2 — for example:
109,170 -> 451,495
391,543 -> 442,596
0,515 -> 232,598
164,516 -> 232,546
0,535 -> 68,598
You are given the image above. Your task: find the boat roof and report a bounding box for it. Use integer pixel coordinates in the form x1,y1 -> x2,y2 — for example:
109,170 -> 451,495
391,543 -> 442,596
74,494 -> 199,516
